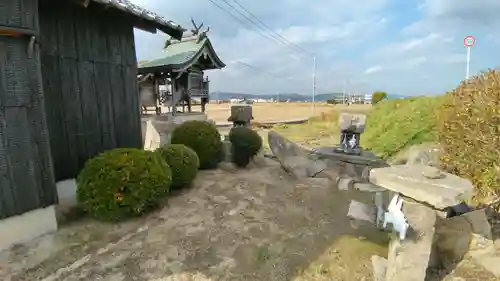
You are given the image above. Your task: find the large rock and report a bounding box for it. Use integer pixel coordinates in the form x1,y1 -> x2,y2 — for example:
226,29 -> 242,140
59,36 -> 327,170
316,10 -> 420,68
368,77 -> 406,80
434,209 -> 495,262
267,131 -> 328,178
369,165 -> 474,210
406,143 -> 443,167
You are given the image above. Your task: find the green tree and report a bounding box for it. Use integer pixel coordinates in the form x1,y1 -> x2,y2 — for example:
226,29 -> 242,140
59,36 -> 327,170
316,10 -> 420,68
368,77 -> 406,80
326,98 -> 337,104
372,91 -> 388,104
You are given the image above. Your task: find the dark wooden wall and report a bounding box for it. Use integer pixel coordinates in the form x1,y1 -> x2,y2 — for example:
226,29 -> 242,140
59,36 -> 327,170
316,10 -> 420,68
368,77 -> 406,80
0,0 -> 58,219
39,1 -> 143,181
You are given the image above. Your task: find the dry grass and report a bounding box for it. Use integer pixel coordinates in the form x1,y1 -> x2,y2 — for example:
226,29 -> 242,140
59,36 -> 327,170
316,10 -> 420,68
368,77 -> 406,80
206,103 -> 371,124
438,70 -> 500,198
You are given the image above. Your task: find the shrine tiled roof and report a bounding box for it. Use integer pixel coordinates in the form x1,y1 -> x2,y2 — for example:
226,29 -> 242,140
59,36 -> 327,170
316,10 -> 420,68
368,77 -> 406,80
138,35 -> 225,74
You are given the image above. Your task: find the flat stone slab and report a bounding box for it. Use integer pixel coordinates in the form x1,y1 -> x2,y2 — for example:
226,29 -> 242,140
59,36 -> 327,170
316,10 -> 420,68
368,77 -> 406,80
313,146 -> 387,167
369,165 -> 474,209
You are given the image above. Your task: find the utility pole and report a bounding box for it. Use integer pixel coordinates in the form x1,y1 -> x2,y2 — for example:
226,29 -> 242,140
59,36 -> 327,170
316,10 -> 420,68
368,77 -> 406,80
311,55 -> 316,116
342,80 -> 346,104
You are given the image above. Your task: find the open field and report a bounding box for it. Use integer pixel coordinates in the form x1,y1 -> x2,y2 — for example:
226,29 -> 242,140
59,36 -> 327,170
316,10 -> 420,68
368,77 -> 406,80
206,103 -> 372,124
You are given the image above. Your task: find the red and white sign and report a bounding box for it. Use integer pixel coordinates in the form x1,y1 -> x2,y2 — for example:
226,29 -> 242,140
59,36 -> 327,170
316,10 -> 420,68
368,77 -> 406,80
464,36 -> 475,47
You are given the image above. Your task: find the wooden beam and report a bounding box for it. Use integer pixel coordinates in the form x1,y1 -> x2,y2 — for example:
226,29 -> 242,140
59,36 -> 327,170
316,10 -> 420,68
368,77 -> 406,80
0,25 -> 38,37
134,20 -> 157,34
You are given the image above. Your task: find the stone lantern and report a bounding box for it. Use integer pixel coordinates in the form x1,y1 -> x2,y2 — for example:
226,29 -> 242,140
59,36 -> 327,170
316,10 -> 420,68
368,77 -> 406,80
227,104 -> 253,127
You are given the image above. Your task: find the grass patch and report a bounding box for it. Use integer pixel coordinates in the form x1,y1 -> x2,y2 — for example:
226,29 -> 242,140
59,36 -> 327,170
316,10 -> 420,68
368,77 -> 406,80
361,96 -> 444,159
293,236 -> 387,281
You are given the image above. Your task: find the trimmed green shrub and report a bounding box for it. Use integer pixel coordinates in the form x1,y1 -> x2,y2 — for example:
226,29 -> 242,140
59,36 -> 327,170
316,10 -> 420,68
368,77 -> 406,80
76,148 -> 172,221
229,126 -> 263,167
170,120 -> 223,169
156,144 -> 199,189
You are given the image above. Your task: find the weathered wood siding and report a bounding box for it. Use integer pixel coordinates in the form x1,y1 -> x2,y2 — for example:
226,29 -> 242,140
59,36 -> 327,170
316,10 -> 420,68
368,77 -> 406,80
0,0 -> 58,219
39,1 -> 143,181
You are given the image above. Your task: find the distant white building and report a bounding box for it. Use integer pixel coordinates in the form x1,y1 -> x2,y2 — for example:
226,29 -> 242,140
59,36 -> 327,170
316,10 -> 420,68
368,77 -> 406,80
251,98 -> 269,103
230,98 -> 244,104
364,94 -> 372,104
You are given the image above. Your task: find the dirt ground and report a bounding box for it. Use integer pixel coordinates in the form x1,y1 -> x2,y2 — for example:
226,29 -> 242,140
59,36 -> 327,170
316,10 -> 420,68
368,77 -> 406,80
206,103 -> 371,123
0,156 -> 389,281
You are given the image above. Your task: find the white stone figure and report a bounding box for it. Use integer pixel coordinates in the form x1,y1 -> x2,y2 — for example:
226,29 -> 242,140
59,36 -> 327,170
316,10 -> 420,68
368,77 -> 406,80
383,194 -> 409,240
348,134 -> 357,149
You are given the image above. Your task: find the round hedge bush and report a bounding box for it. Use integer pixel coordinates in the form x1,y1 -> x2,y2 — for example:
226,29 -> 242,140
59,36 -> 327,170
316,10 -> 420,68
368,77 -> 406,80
156,144 -> 199,189
170,120 -> 223,169
76,148 -> 172,221
229,126 -> 263,167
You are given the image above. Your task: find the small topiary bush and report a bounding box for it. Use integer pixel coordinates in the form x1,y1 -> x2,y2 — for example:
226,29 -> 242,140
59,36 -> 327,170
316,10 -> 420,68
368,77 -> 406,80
170,120 -> 223,169
76,148 -> 172,221
156,144 -> 199,189
437,70 -> 500,197
229,126 -> 263,167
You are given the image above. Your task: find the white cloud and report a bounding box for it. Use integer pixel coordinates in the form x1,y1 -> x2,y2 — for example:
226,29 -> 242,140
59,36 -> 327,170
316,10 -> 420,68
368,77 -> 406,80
364,66 -> 383,74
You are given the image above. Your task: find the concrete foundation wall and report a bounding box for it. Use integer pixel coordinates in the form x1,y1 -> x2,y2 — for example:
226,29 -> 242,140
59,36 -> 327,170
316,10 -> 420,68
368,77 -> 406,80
0,206 -> 58,252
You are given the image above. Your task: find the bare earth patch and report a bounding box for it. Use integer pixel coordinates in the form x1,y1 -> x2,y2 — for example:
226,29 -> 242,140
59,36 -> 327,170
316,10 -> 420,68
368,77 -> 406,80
0,157 -> 388,281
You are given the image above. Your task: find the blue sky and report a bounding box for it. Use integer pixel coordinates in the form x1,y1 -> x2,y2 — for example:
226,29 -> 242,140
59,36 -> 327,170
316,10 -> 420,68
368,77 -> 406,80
131,0 -> 500,96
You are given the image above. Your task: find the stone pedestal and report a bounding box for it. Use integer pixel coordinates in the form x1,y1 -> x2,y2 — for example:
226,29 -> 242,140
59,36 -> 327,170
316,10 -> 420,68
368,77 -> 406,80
141,113 -> 211,150
368,165 -> 476,281
385,199 -> 437,281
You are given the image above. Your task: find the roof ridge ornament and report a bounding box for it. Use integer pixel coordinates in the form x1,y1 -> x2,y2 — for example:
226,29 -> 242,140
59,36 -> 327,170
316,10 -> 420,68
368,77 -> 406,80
164,18 -> 210,49
188,18 -> 210,41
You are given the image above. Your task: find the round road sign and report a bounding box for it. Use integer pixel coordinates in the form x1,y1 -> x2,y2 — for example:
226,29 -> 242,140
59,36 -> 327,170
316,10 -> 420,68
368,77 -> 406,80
464,36 -> 475,47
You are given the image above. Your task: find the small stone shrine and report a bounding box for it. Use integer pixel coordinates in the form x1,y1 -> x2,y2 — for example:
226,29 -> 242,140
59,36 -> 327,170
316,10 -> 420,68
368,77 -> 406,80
336,113 -> 365,154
